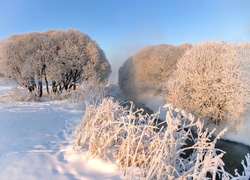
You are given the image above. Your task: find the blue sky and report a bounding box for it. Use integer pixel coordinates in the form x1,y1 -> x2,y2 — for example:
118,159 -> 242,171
0,0 -> 250,71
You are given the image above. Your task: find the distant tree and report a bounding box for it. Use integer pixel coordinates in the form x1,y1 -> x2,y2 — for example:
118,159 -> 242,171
165,41 -> 250,126
0,29 -> 111,97
118,43 -> 192,101
0,33 -> 55,97
23,32 -> 54,96
44,29 -> 111,93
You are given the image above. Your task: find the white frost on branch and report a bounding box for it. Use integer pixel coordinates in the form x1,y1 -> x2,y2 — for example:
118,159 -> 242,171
165,41 -> 250,127
0,29 -> 111,96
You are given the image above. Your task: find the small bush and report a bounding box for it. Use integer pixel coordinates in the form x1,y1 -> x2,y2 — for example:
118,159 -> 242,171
48,90 -> 73,101
70,82 -> 122,111
74,98 -> 124,158
11,87 -> 39,102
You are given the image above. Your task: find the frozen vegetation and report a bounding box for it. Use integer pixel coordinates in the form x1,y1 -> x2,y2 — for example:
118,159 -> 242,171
119,41 -> 250,142
0,82 -> 249,179
0,29 -> 111,97
165,41 -> 250,127
74,92 -> 250,179
0,31 -> 250,179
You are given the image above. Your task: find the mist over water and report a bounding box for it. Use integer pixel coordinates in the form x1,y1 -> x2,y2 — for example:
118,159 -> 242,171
107,44 -> 149,84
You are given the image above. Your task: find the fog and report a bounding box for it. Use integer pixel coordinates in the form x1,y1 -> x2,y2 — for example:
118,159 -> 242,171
107,43 -> 149,84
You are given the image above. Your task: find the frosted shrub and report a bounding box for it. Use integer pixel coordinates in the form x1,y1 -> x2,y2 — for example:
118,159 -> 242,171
74,98 -> 125,158
74,98 -> 250,179
11,87 -> 39,102
70,82 -> 124,112
71,83 -> 117,111
165,41 -> 250,126
49,90 -> 73,100
113,109 -> 158,176
232,154 -> 250,180
74,97 -> 156,166
141,105 -> 231,180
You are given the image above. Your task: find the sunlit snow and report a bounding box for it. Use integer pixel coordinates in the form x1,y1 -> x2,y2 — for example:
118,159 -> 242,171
0,82 -> 124,179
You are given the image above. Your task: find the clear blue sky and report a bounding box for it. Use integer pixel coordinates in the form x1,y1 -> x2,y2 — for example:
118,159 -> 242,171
1,0 -> 250,73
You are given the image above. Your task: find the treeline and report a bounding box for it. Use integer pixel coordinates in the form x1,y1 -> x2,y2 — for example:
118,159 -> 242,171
0,29 -> 111,97
119,41 -> 250,126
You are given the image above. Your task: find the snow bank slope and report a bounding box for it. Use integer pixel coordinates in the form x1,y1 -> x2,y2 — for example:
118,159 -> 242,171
0,83 -> 124,180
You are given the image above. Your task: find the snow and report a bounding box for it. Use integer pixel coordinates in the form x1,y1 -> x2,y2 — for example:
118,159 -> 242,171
0,83 -> 124,180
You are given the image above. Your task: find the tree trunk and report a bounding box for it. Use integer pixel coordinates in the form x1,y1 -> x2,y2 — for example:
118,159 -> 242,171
64,84 -> 68,90
28,86 -> 33,92
64,81 -> 69,90
69,83 -> 76,90
31,77 -> 37,90
38,81 -> 43,97
45,75 -> 49,94
52,81 -> 57,93
59,82 -> 63,93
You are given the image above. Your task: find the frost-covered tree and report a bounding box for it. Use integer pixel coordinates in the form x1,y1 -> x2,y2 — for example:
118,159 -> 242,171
0,29 -> 111,97
44,29 -> 111,92
118,43 -> 192,101
165,41 -> 250,126
23,32 -> 54,96
0,32 -> 55,97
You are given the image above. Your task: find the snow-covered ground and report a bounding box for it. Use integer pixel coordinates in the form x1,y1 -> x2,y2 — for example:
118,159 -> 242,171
0,83 -> 124,180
